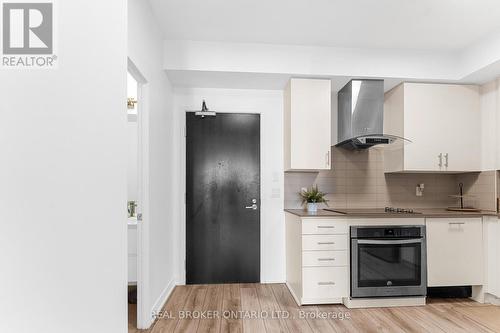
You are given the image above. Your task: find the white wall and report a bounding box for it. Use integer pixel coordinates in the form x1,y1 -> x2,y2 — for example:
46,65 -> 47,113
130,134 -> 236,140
479,80 -> 499,170
479,78 -> 500,171
128,0 -> 176,327
173,88 -> 285,283
0,1 -> 127,332
460,30 -> 500,81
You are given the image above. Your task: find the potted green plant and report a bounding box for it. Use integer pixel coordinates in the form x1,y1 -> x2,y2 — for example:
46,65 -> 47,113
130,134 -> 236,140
300,186 -> 328,213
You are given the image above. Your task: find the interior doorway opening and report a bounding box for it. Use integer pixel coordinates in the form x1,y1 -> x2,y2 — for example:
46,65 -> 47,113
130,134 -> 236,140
127,71 -> 140,331
127,59 -> 151,331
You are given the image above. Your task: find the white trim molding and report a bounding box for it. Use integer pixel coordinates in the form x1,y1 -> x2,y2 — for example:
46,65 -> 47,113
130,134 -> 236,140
149,279 -> 177,326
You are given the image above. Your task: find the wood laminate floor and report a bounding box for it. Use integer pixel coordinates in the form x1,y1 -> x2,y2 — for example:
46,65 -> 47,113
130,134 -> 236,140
129,283 -> 500,333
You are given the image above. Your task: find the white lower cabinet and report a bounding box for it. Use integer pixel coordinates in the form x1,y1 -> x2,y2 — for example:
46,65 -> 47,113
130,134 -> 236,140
426,218 -> 483,287
302,234 -> 348,251
302,250 -> 349,267
286,214 -> 496,305
303,267 -> 349,301
285,213 -> 349,305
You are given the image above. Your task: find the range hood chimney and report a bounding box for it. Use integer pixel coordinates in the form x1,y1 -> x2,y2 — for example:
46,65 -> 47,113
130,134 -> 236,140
336,79 -> 405,149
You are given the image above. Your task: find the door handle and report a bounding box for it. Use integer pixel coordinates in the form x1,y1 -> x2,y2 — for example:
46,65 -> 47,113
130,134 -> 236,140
245,204 -> 258,210
357,239 -> 422,245
438,153 -> 443,168
444,153 -> 449,168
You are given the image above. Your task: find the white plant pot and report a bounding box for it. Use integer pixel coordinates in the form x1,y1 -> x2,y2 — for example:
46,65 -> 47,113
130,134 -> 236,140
307,202 -> 318,213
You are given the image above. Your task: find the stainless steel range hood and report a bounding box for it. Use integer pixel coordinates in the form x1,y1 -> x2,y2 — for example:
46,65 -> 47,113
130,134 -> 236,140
336,79 -> 406,149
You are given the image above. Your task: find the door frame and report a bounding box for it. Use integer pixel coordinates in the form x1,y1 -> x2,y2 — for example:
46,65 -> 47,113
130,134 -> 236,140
180,111 -> 262,285
127,59 -> 151,329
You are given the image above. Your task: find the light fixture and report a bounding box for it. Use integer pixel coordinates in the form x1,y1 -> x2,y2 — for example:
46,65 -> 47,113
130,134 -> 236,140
195,100 -> 216,118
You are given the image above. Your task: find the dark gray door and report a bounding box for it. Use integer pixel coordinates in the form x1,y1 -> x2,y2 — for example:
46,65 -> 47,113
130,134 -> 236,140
186,112 -> 260,284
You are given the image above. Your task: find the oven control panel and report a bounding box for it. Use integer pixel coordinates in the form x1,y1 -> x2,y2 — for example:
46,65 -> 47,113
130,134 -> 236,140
351,226 -> 425,239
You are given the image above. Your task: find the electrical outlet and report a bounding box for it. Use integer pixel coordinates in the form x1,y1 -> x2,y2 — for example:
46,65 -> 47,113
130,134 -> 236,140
416,184 -> 424,197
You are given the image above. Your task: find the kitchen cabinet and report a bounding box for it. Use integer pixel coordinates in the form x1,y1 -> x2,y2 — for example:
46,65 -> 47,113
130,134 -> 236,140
384,83 -> 480,173
285,213 -> 349,305
426,218 -> 483,287
284,78 -> 331,171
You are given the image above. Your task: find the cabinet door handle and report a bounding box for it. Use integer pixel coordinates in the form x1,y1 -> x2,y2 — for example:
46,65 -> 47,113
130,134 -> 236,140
444,153 -> 449,168
317,242 -> 335,245
438,153 -> 443,168
326,151 -> 330,168
317,226 -> 335,229
449,222 -> 465,225
318,281 -> 336,285
317,258 -> 336,261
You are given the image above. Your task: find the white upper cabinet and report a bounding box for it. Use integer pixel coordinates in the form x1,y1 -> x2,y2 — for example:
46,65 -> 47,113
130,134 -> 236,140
284,78 -> 332,171
384,83 -> 480,173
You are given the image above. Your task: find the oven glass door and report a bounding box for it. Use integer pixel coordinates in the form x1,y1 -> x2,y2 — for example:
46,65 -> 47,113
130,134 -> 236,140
357,239 -> 422,288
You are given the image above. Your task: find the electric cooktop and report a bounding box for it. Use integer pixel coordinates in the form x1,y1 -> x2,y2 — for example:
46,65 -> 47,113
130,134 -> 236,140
324,207 -> 422,215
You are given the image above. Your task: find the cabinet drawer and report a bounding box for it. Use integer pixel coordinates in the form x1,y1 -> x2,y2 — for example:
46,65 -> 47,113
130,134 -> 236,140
302,235 -> 348,251
302,250 -> 348,267
303,267 -> 348,299
302,219 -> 348,235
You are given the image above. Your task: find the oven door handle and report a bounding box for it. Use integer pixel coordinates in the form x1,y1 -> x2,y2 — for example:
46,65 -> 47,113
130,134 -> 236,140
356,239 -> 422,245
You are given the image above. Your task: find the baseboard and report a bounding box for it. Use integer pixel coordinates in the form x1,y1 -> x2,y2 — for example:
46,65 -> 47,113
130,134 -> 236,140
285,282 -> 301,306
471,285 -> 485,303
301,297 -> 343,305
484,293 -> 500,305
147,278 -> 176,327
261,279 -> 286,284
343,296 -> 426,309
285,282 -> 343,306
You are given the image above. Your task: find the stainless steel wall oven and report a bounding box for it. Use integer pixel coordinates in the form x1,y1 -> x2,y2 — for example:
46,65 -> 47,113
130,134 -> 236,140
350,225 -> 427,298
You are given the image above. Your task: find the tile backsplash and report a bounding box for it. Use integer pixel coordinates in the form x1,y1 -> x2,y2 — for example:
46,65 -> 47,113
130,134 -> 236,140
285,147 -> 495,210
457,170 -> 497,211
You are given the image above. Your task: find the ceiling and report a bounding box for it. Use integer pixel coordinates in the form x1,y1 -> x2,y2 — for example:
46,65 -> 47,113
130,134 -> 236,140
149,0 -> 500,50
